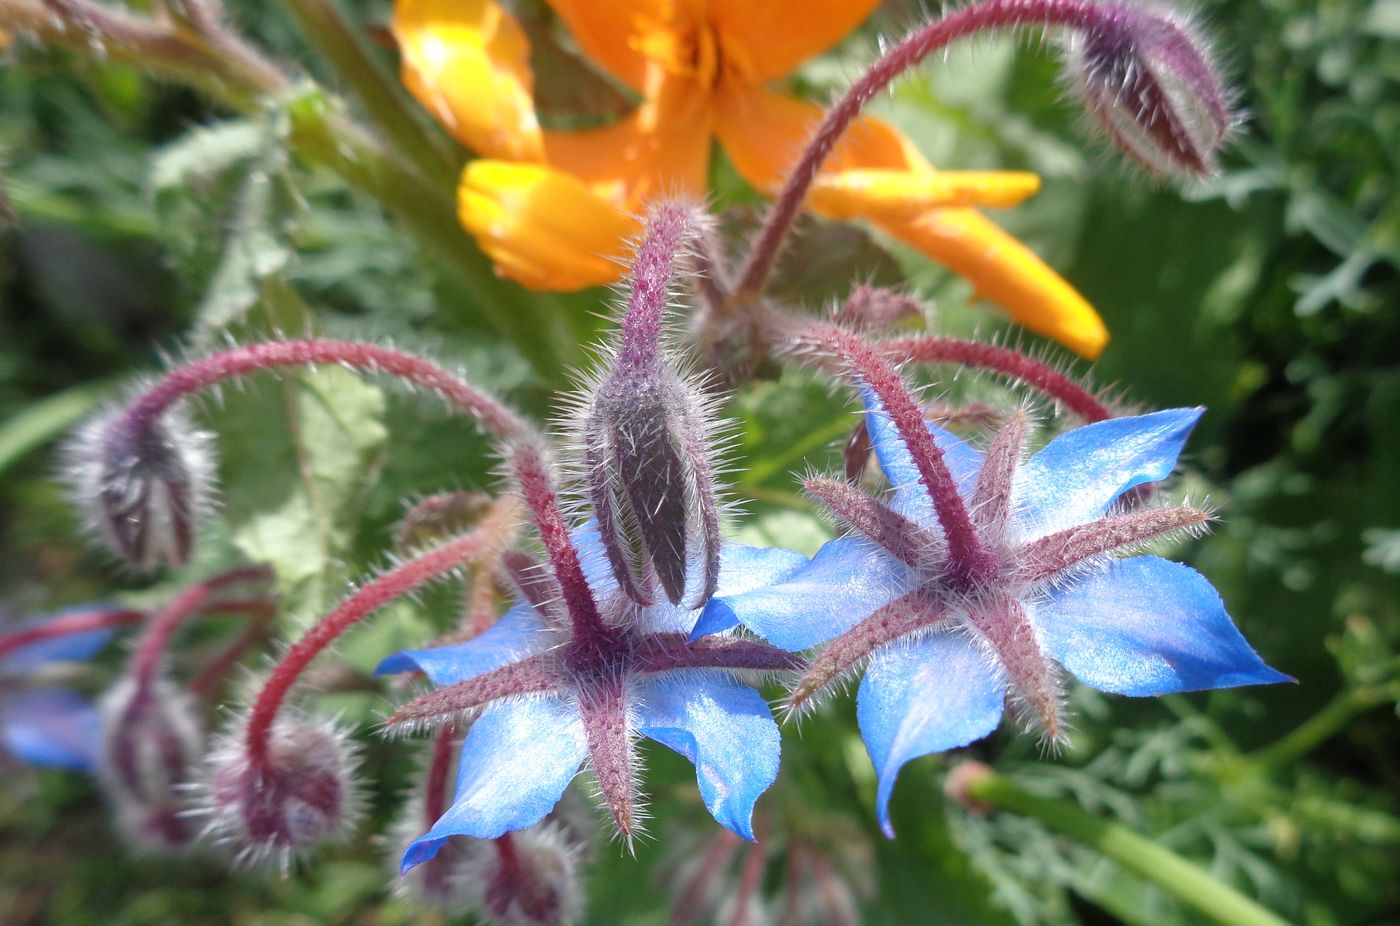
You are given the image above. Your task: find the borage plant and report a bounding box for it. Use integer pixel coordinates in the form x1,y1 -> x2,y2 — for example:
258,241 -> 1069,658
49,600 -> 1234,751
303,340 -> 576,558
2,0 -> 1300,924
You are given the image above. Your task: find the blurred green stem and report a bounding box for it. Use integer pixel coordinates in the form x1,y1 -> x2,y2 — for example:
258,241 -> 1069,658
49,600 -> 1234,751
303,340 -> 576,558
9,0 -> 578,380
0,382 -> 109,477
278,0 -> 461,189
955,763 -> 1292,926
1244,687 -> 1387,773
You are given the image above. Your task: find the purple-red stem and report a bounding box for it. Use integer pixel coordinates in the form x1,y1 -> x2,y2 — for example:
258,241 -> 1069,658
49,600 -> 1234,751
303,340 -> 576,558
736,0 -> 1136,297
123,339 -> 527,440
0,607 -> 143,661
189,608 -> 275,698
244,506 -> 512,769
881,335 -> 1110,421
619,201 -> 696,369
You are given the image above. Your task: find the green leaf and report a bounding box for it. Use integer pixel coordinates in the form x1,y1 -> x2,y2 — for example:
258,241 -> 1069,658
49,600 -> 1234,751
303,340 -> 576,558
215,366 -> 389,621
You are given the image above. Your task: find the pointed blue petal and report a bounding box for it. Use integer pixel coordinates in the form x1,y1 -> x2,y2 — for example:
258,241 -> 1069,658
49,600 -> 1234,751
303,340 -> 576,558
646,544 -> 810,636
1013,409 -> 1202,541
858,633 -> 1005,837
1035,556 -> 1292,696
863,388 -> 983,524
1,609 -> 120,671
375,600 -> 549,684
633,671 -> 779,841
400,695 -> 587,872
0,688 -> 104,770
691,537 -> 910,650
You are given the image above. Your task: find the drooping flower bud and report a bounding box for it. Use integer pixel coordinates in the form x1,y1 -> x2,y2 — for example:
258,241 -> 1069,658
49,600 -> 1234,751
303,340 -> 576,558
199,714 -> 360,869
66,403 -> 214,570
580,200 -> 726,608
1064,4 -> 1235,178
470,827 -> 583,926
96,676 -> 204,852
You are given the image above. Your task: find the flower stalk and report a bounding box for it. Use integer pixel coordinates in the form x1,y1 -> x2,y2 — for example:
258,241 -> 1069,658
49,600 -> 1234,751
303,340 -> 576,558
949,762 -> 1291,926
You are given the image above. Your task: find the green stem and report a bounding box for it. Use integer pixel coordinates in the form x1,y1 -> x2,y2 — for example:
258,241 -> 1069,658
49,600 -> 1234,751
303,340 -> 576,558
0,381 -> 111,477
1243,687 -> 1384,773
278,0 -> 460,189
957,764 -> 1292,926
4,180 -> 158,239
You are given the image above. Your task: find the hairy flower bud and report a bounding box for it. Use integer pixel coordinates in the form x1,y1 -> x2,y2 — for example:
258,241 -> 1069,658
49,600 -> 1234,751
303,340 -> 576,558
470,827 -> 583,926
199,715 -> 360,869
1064,5 -> 1234,178
96,676 -> 204,851
67,403 -> 214,570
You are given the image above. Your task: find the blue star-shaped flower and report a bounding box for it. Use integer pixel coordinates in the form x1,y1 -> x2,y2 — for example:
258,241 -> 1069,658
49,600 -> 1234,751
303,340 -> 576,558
0,607 -> 123,770
378,527 -> 806,872
696,392 -> 1290,834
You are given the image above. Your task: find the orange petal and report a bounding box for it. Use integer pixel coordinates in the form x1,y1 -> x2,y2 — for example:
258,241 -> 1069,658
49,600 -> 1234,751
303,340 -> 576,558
878,210 -> 1109,358
394,0 -> 543,161
458,161 -> 640,291
544,72 -> 713,211
715,86 -> 929,194
809,169 -> 1042,220
710,0 -> 881,84
544,0 -> 666,92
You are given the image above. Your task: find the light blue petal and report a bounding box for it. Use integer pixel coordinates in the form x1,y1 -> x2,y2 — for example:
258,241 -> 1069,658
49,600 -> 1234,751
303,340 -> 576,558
633,671 -> 779,841
1034,556 -> 1292,696
0,688 -> 104,770
1,609 -> 120,671
863,388 -> 983,524
691,537 -> 911,650
858,633 -> 1005,837
374,600 -> 550,685
646,544 -> 810,636
400,695 -> 587,872
571,521 -> 620,603
1013,409 -> 1202,541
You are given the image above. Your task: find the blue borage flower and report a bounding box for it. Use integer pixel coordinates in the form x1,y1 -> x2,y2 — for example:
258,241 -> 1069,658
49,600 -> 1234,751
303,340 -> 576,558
377,526 -> 807,873
0,608 -> 122,770
695,392 -> 1290,835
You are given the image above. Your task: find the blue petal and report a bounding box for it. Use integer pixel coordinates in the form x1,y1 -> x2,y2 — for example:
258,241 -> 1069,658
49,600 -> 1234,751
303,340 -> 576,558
1013,409 -> 1202,541
646,544 -> 810,636
1,609 -> 120,671
863,388 -> 983,524
571,521 -> 620,603
1034,556 -> 1292,696
691,537 -> 910,650
374,600 -> 549,684
400,695 -> 587,872
633,671 -> 780,841
857,633 -> 1005,837
0,688 -> 104,770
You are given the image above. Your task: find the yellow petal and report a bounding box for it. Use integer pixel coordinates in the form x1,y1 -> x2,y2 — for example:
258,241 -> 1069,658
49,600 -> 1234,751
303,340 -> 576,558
394,0 -> 543,161
544,0 -> 667,92
544,72 -> 713,210
715,86 -> 930,194
710,0 -> 881,84
878,210 -> 1109,358
809,170 -> 1042,220
458,161 -> 640,291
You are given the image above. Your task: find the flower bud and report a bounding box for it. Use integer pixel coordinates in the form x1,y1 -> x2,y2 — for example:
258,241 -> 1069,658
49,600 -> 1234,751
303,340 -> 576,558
199,714 -> 360,868
67,403 -> 214,570
96,676 -> 205,852
1065,5 -> 1234,178
470,827 -> 583,926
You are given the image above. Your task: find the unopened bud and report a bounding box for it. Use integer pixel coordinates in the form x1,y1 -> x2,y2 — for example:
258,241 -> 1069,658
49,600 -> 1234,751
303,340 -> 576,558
835,285 -> 924,329
199,715 -> 360,869
1065,5 -> 1234,178
67,404 -> 213,570
96,677 -> 204,851
471,827 -> 583,926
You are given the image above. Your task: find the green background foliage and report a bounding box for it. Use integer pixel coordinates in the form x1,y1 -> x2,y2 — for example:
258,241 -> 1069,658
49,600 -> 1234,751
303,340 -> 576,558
1,0 -> 1397,922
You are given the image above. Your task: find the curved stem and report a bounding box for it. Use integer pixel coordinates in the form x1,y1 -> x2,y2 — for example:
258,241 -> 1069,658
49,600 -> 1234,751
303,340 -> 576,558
953,763 -> 1291,926
244,502 -> 515,768
879,335 -> 1111,421
121,339 -> 528,441
0,607 -> 143,661
735,0 -> 1129,297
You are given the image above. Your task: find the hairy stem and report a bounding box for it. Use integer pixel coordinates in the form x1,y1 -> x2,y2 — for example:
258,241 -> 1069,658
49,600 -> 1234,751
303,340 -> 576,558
0,606 -> 143,661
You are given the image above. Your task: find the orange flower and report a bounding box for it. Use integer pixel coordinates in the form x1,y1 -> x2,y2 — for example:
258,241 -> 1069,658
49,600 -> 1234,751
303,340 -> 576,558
395,0 -> 1108,357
